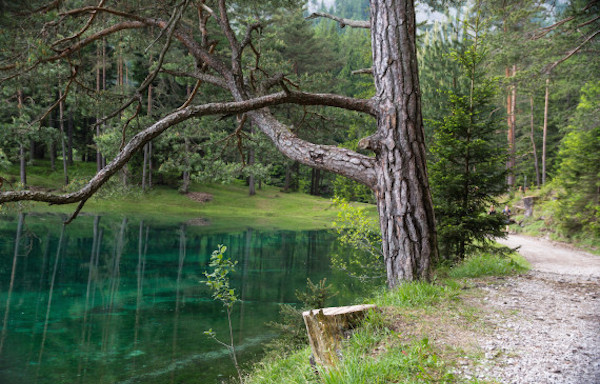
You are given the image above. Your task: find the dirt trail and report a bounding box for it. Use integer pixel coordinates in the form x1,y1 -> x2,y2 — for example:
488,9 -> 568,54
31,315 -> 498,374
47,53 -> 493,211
459,235 -> 600,384
497,234 -> 600,277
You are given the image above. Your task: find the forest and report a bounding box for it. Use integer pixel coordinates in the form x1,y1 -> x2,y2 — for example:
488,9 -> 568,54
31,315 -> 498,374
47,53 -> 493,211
0,0 -> 599,278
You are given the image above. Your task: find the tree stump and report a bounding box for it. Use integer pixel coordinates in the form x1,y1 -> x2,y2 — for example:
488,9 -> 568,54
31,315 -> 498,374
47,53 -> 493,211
523,196 -> 536,217
302,304 -> 377,367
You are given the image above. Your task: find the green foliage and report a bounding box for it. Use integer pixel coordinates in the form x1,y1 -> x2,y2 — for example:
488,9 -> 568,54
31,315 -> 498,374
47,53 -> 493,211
0,149 -> 10,170
430,7 -> 506,261
204,244 -> 238,309
331,197 -> 383,281
553,81 -> 600,237
203,244 -> 243,383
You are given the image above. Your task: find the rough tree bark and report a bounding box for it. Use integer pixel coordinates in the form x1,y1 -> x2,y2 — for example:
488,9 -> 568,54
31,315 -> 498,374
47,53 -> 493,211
368,0 -> 437,285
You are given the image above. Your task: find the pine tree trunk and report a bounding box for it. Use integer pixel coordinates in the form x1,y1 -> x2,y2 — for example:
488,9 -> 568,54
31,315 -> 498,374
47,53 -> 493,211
49,141 -> 56,171
542,77 -> 549,185
282,163 -> 292,193
142,80 -> 153,191
506,66 -> 516,188
142,143 -> 149,192
248,125 -> 256,196
529,95 -> 541,187
59,89 -> 69,186
67,110 -> 74,165
96,42 -> 103,173
370,0 -> 437,286
19,144 -> 26,188
181,138 -> 190,194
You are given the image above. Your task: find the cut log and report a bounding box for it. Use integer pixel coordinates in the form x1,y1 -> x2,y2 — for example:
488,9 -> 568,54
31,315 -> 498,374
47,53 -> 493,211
302,304 -> 377,367
523,196 -> 536,217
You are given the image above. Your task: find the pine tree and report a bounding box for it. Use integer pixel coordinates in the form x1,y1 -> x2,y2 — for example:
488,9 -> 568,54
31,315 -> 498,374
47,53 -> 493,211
430,5 -> 506,261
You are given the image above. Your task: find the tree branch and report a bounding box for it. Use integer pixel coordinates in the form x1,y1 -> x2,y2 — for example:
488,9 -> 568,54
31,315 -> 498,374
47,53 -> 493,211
544,29 -> 600,74
306,12 -> 370,29
0,92 -> 375,209
351,67 -> 373,75
249,110 -> 377,188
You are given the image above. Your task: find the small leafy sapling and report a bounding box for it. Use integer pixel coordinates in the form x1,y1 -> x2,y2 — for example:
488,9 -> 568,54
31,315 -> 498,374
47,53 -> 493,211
203,244 -> 243,383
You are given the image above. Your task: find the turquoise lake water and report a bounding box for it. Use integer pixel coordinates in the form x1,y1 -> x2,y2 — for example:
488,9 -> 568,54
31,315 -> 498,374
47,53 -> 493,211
0,213 -> 370,383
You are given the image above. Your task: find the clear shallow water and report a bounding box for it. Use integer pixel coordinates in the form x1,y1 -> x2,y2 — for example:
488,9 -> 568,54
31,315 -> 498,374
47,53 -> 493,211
0,213 -> 369,384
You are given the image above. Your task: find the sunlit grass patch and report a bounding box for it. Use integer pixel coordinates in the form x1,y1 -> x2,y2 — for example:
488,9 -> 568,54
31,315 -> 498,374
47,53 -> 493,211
448,253 -> 528,279
373,281 -> 457,308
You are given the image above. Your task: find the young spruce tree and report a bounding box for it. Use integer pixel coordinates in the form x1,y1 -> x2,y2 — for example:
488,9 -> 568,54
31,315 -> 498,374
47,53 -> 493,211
430,4 -> 506,262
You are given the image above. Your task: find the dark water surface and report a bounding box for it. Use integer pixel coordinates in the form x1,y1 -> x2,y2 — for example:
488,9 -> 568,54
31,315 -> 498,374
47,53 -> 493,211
0,213 -> 367,383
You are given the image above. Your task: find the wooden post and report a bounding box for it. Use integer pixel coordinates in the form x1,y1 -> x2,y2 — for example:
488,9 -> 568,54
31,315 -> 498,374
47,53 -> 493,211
302,304 -> 377,367
523,196 -> 536,217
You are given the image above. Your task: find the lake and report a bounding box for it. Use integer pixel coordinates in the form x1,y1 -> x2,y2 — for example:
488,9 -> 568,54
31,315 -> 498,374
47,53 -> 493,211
0,213 -> 372,383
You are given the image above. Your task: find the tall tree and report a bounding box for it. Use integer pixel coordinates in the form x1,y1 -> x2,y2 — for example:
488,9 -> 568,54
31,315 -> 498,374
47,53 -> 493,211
430,5 -> 506,261
0,0 -> 437,286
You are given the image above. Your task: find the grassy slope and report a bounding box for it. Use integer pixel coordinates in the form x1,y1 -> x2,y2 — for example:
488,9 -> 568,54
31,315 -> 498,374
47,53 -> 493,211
244,253 -> 529,384
2,161 -> 377,231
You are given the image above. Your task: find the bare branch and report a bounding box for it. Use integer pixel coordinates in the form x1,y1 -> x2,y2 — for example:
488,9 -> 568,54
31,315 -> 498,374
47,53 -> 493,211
578,15 -> 600,28
0,91 -> 375,206
351,67 -> 373,75
0,21 -> 145,73
160,68 -> 228,89
530,16 -> 575,40
36,65 -> 78,124
52,0 -> 107,48
544,29 -> 600,74
306,12 -> 370,29
178,79 -> 202,110
96,1 -> 189,127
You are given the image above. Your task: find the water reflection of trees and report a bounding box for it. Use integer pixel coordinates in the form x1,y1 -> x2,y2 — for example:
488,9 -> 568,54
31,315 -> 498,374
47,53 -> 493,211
0,214 -> 351,384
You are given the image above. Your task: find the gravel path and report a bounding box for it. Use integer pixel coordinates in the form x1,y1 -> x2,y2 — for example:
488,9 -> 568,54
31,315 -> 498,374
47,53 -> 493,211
464,235 -> 600,384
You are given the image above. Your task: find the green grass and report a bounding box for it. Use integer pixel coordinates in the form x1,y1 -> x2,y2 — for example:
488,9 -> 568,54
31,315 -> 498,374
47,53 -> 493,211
2,160 -> 377,231
372,281 -> 457,308
447,253 -> 529,279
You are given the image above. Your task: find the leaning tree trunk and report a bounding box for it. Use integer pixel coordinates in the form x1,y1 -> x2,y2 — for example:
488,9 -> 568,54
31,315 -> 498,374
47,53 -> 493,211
369,0 -> 437,286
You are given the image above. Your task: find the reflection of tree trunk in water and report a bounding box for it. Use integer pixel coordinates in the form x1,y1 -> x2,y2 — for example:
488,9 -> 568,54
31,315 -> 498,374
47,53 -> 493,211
238,229 -> 252,344
306,231 -> 316,276
28,232 -> 50,363
77,216 -> 100,380
37,224 -> 65,376
170,224 -> 186,383
133,221 -> 148,370
0,213 -> 24,355
278,232 -> 294,304
102,218 -> 127,353
81,224 -> 103,381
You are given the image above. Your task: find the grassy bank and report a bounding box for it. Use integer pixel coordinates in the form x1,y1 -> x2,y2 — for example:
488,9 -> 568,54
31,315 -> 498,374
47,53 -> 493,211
242,252 -> 529,384
1,161 -> 377,231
